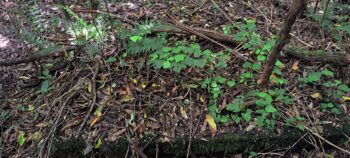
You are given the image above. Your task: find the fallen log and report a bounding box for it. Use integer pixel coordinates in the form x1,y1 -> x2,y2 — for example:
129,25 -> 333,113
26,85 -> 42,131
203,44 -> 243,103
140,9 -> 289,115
50,122 -> 350,157
153,24 -> 350,65
0,45 -> 75,66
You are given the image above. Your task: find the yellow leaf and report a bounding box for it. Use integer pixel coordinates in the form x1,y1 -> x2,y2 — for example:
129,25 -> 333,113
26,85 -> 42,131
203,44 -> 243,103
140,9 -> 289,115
141,82 -> 147,89
93,106 -> 103,117
342,96 -> 350,101
310,93 -> 322,99
205,114 -> 217,137
180,107 -> 188,120
121,95 -> 134,102
292,61 -> 299,71
90,116 -> 101,127
270,74 -> 278,84
87,81 -> 93,93
199,96 -> 205,103
133,79 -> 138,84
30,131 -> 42,141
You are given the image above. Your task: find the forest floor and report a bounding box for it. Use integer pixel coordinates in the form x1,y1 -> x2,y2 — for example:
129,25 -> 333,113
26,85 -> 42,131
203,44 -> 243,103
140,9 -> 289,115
1,0 -> 350,157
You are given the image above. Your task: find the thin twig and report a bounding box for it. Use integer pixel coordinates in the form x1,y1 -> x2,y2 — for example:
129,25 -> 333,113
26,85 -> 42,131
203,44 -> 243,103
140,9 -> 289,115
304,126 -> 350,155
210,0 -> 235,24
76,65 -> 99,137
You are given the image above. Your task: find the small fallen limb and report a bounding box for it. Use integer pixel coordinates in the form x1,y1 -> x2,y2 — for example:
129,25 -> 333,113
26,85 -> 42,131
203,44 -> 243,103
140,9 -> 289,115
304,125 -> 350,155
0,46 -> 75,67
164,16 -> 248,61
76,65 -> 99,138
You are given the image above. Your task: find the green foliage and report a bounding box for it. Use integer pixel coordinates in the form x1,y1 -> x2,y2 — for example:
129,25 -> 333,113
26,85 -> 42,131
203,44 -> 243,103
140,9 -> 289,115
38,66 -> 53,94
64,7 -> 107,45
306,2 -> 350,42
286,116 -> 305,130
149,44 -> 230,73
201,76 -> 235,99
17,131 -> 26,146
300,69 -> 334,83
117,22 -> 169,56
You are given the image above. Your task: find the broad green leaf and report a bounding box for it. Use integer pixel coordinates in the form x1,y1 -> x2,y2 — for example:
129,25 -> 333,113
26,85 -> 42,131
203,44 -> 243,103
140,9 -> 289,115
252,63 -> 261,71
227,103 -> 240,112
257,92 -> 268,98
227,80 -> 236,87
41,80 -> 49,93
193,59 -> 207,67
257,55 -> 266,61
162,47 -> 172,52
242,111 -> 252,122
106,57 -> 117,64
322,69 -> 334,77
130,35 -> 142,42
174,54 -> 186,62
243,62 -> 252,69
338,84 -> 350,92
17,131 -> 26,146
265,105 -> 277,113
215,76 -> 226,83
162,61 -> 171,69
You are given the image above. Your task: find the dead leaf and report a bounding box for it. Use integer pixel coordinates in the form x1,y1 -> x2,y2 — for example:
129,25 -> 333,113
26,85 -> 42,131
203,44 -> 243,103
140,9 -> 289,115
87,81 -> 92,93
310,93 -> 322,99
180,106 -> 188,120
270,73 -> 278,84
342,96 -> 350,101
199,95 -> 205,103
245,121 -> 256,132
205,114 -> 217,137
292,61 -> 299,71
90,116 -> 101,127
121,95 -> 135,102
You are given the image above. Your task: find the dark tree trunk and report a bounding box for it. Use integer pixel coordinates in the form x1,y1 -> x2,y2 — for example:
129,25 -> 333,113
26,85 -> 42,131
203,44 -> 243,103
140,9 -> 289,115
257,0 -> 308,86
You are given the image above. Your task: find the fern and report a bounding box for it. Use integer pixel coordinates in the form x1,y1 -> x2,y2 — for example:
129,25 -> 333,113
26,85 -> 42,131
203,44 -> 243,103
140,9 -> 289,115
126,35 -> 167,55
63,6 -> 107,45
117,21 -> 170,56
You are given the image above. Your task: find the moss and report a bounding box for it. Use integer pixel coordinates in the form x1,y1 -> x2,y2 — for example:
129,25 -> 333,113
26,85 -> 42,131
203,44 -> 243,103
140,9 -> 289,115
50,122 -> 350,157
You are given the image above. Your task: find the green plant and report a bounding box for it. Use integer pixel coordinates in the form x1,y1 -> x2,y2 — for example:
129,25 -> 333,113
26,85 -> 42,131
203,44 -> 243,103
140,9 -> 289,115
306,2 -> 350,42
117,22 -> 168,56
300,69 -> 334,83
149,44 -> 230,73
286,115 -> 305,130
64,7 -> 107,45
38,67 -> 53,94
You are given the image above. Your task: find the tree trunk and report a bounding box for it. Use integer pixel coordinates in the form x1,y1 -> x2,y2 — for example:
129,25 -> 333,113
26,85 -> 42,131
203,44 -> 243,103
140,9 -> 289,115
257,0 -> 308,86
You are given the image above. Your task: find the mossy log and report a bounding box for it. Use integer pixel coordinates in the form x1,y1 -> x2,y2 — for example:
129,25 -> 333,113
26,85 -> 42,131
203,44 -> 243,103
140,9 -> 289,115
153,24 -> 350,65
50,122 -> 350,157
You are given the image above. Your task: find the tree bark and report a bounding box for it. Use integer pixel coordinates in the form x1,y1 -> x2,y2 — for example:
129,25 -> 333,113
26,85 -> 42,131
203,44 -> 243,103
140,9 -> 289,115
257,0 -> 308,86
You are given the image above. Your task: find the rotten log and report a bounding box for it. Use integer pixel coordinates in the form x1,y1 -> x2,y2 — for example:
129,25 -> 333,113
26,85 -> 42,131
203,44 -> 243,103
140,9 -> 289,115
50,122 -> 350,157
0,46 -> 75,67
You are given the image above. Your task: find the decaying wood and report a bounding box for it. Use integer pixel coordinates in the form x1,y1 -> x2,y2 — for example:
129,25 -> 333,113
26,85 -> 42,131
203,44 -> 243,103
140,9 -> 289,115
0,46 -> 75,66
257,0 -> 308,86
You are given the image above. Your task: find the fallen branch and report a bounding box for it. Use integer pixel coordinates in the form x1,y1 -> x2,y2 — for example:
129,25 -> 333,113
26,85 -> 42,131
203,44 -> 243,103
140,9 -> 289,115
0,46 -> 75,67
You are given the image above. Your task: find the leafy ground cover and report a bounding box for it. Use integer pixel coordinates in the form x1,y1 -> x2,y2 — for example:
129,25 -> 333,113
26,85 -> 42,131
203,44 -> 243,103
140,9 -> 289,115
0,0 -> 350,157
